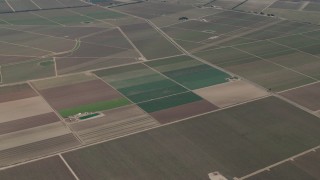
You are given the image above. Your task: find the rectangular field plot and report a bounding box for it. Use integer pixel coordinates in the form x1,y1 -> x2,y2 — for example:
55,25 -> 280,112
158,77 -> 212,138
194,80 -> 269,108
120,22 -> 182,59
94,63 -> 188,103
6,0 -> 39,12
271,34 -> 320,49
70,105 -> 160,144
146,55 -> 230,90
32,73 -> 130,118
1,59 -> 55,84
280,82 -> 320,111
247,150 -> 320,180
0,156 -> 76,180
0,83 -> 37,103
194,47 -> 315,91
0,12 -> 58,25
62,97 -> 320,179
113,1 -> 191,19
33,9 -> 98,26
138,92 -> 218,124
71,6 -> 126,20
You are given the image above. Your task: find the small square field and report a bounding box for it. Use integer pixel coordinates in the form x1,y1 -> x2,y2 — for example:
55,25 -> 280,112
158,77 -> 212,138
280,82 -> 320,111
146,55 -> 231,90
32,73 -> 130,118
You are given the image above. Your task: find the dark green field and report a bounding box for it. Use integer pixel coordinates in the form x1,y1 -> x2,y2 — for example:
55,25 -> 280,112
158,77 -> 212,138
63,96 -> 320,179
94,63 -> 188,103
146,56 -> 230,90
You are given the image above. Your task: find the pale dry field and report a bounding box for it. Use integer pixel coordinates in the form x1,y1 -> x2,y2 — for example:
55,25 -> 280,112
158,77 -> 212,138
194,80 -> 269,108
0,96 -> 53,123
0,122 -> 70,151
70,105 -> 160,143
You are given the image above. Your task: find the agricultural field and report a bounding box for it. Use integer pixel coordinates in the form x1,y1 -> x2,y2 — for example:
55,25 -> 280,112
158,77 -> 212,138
0,0 -> 320,179
280,82 -> 320,112
32,73 -> 130,118
145,55 -> 230,90
0,156 -> 76,180
62,97 -> 320,179
247,148 -> 320,180
0,83 -> 80,167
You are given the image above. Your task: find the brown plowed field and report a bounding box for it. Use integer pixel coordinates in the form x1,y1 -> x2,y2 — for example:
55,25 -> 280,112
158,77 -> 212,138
0,156 -> 75,180
0,112 -> 60,135
280,82 -> 320,111
0,83 -> 37,103
39,80 -> 122,110
150,100 -> 218,124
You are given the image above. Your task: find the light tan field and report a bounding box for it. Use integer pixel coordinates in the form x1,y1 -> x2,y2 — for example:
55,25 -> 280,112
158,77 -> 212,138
194,80 -> 269,108
0,96 -> 53,123
0,122 -> 70,151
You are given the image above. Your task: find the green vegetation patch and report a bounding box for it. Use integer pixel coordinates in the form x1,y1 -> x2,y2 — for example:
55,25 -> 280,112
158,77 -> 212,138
79,113 -> 100,120
271,35 -> 320,49
163,64 -> 230,89
118,79 -> 187,103
59,98 -> 130,118
138,92 -> 202,113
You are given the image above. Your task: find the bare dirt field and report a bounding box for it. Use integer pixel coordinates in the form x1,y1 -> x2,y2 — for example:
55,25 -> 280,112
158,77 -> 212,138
70,105 -> 160,143
0,55 -> 34,65
194,80 -> 270,108
0,96 -> 53,123
38,79 -> 123,110
0,156 -> 76,180
0,112 -> 60,135
280,82 -> 320,111
150,100 -> 218,124
0,122 -> 70,151
0,83 -> 37,103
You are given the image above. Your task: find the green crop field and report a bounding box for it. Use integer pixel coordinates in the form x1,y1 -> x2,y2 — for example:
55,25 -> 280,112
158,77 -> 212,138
146,56 -> 230,90
138,91 -> 203,113
59,98 -> 131,117
94,64 -> 188,103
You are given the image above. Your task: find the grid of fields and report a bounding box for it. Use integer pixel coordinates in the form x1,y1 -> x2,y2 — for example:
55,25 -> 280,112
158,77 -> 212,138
0,83 -> 80,167
61,96 -> 320,179
0,1 -> 320,178
94,63 -> 219,123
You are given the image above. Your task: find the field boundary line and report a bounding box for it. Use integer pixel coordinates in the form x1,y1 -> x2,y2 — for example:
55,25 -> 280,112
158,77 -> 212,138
261,0 -> 277,12
4,0 -> 15,12
30,0 -> 42,9
59,154 -> 80,180
53,57 -> 58,77
238,146 -> 320,179
0,65 -> 2,83
0,40 -> 55,54
299,1 -> 310,11
277,81 -> 320,94
117,27 -> 146,60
